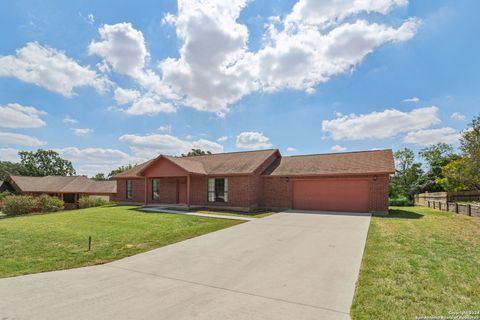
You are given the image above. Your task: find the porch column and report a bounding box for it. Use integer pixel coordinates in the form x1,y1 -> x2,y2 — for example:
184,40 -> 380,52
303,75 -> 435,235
144,177 -> 148,205
186,175 -> 191,208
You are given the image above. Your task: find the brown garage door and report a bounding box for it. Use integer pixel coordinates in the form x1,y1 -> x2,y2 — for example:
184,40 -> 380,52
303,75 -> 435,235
293,179 -> 370,212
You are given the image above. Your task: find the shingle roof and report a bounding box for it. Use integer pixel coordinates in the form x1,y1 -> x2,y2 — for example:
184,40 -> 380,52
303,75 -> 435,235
262,149 -> 395,176
112,149 -> 279,178
9,175 -> 117,194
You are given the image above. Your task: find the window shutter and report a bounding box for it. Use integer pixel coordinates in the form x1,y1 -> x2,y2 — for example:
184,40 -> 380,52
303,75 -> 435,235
224,178 -> 228,202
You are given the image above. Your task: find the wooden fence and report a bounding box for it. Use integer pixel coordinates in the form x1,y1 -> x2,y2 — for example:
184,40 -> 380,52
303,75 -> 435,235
424,200 -> 480,217
415,191 -> 480,205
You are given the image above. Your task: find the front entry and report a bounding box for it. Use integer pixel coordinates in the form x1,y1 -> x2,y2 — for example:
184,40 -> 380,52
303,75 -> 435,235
177,181 -> 187,204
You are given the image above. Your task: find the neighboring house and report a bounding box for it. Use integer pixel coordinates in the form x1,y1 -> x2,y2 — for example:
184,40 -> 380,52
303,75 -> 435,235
4,175 -> 117,208
0,180 -> 15,193
112,149 -> 395,214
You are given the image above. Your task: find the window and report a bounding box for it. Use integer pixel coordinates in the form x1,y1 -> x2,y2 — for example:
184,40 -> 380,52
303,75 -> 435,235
126,180 -> 133,200
208,178 -> 228,202
152,179 -> 160,200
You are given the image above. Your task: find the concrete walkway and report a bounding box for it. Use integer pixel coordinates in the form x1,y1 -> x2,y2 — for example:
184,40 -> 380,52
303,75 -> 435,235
0,210 -> 371,320
138,206 -> 255,221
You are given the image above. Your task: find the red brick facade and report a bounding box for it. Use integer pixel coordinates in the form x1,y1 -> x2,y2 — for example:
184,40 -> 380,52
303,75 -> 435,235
113,150 -> 392,213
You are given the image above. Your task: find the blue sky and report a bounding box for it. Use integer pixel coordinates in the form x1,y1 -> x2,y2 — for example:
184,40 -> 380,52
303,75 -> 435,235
0,0 -> 478,176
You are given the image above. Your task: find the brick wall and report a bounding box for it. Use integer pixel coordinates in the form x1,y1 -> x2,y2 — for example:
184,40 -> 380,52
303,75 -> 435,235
260,177 -> 292,210
145,177 -> 183,204
369,174 -> 389,213
113,178 -> 145,203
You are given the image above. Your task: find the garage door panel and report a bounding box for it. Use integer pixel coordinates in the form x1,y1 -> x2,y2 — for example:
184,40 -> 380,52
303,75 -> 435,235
293,179 -> 369,212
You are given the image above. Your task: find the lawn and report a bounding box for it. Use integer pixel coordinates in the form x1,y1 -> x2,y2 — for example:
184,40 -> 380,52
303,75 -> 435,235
0,205 -> 243,278
351,206 -> 480,319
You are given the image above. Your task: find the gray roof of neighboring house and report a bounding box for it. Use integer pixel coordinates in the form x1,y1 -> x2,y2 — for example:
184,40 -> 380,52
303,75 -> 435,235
8,175 -> 117,194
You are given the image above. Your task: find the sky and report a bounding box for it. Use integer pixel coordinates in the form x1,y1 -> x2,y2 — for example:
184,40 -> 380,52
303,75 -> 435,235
0,0 -> 479,176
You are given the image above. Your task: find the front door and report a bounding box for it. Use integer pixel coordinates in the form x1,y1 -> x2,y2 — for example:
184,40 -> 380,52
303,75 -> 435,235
177,181 -> 187,204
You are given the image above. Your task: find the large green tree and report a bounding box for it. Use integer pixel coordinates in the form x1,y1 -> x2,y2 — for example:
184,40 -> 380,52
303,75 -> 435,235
417,143 -> 459,192
18,149 -> 76,177
181,149 -> 212,157
390,148 -> 423,202
108,164 -> 135,178
0,161 -> 24,180
440,114 -> 480,190
92,173 -> 107,181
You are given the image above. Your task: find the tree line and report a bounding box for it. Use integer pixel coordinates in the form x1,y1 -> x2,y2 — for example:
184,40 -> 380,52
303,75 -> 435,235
391,114 -> 480,205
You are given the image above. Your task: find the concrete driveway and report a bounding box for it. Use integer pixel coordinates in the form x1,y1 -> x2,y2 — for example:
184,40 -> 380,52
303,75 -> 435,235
0,210 -> 371,320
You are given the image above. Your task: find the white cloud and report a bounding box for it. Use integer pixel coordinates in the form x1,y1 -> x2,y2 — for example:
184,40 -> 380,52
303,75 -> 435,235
0,148 -> 20,162
157,125 -> 172,133
236,132 -> 273,150
119,133 -> 224,158
57,147 -> 146,176
90,24 -> 179,116
0,103 -> 46,128
286,147 -> 297,152
156,0 -> 419,115
331,145 -> 347,152
113,87 -> 141,105
71,128 -> 93,137
89,23 -> 149,77
86,13 -> 95,24
404,127 -> 461,146
217,136 -> 229,142
286,0 -> 408,27
402,96 -> 420,102
0,131 -> 44,146
0,42 -> 110,97
451,112 -> 466,121
322,106 -> 440,140
62,117 -> 78,125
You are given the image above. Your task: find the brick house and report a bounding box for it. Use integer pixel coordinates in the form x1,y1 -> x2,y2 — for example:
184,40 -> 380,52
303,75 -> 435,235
113,149 -> 394,213
4,175 -> 117,208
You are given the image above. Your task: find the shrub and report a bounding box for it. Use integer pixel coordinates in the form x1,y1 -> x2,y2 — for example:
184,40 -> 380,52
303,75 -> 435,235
1,195 -> 37,216
36,194 -> 64,213
0,190 -> 12,201
78,196 -> 109,209
389,195 -> 413,206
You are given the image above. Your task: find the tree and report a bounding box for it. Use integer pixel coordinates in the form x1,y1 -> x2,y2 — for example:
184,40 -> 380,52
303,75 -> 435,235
0,161 -> 24,180
18,149 -> 75,177
436,159 -> 468,191
92,173 -> 107,181
417,143 -> 459,192
181,149 -> 212,157
390,148 -> 423,202
458,114 -> 480,190
108,164 -> 135,178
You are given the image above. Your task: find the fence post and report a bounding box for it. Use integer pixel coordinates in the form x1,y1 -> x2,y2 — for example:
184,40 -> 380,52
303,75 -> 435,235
467,204 -> 472,216
455,202 -> 459,214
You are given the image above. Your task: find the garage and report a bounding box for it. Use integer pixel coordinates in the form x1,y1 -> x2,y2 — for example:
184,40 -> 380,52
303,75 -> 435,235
293,179 -> 370,212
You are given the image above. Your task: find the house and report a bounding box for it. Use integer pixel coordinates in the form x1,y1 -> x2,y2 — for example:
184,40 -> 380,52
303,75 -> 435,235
4,175 -> 117,208
112,149 -> 395,213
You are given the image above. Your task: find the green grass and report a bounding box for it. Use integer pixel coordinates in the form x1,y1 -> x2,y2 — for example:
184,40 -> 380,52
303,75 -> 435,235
351,206 -> 480,319
0,206 -> 243,278
197,210 -> 275,218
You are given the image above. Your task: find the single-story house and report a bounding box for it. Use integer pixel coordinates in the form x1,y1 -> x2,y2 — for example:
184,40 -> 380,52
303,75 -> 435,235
112,149 -> 395,214
4,175 -> 117,208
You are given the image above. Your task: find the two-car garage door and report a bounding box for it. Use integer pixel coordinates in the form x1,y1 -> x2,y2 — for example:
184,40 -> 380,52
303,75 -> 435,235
293,179 -> 370,212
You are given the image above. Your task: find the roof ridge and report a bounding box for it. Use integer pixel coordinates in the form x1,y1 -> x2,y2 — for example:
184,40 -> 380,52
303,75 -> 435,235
174,148 -> 278,159
284,149 -> 392,158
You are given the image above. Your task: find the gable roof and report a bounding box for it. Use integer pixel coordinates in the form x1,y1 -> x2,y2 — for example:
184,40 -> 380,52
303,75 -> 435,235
113,149 -> 279,178
263,149 -> 395,176
8,175 -> 117,194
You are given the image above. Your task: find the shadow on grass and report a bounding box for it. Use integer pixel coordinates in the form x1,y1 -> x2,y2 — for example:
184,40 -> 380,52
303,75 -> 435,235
381,209 -> 424,219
